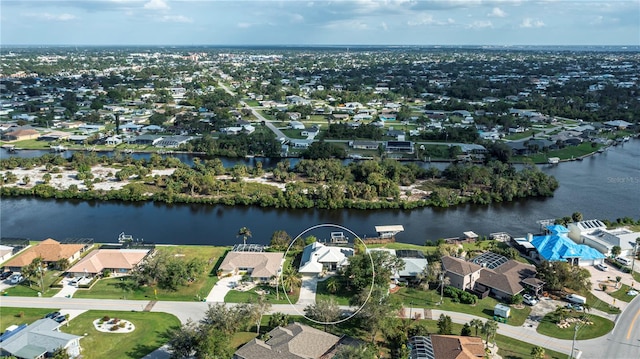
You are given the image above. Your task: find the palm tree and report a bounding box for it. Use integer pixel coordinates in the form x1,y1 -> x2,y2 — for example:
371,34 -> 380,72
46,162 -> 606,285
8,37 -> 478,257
438,273 -> 451,305
481,320 -> 499,348
281,265 -> 301,294
326,277 -> 339,294
470,318 -> 483,337
237,227 -> 252,245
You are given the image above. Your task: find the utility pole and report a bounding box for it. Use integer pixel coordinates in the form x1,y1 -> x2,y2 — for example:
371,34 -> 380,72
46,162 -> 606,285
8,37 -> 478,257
569,323 -> 579,359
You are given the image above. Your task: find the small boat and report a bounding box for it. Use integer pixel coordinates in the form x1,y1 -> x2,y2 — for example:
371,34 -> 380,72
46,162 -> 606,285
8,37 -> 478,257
50,145 -> 67,152
118,232 -> 134,243
547,157 -> 560,165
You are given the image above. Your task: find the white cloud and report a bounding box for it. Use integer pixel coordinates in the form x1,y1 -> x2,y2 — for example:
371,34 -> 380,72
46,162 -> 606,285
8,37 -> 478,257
160,15 -> 192,23
237,22 -> 252,29
25,12 -> 76,21
488,7 -> 507,18
408,14 -> 455,27
290,13 -> 304,23
520,18 -> 545,28
468,20 -> 493,29
144,0 -> 170,11
381,21 -> 388,31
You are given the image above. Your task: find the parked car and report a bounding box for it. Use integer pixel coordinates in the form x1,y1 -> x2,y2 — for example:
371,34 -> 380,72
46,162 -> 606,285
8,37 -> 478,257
523,294 -> 538,305
566,303 -> 584,311
0,271 -> 14,280
9,274 -> 24,284
595,263 -> 608,271
45,311 -> 61,319
616,257 -> 631,266
53,315 -> 67,323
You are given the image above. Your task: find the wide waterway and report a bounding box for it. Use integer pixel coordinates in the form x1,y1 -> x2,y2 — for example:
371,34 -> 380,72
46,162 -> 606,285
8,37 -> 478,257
1,140 -> 639,246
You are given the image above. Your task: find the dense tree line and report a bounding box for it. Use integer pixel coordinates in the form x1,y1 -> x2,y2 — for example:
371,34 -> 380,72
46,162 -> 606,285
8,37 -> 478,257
1,154 -> 559,209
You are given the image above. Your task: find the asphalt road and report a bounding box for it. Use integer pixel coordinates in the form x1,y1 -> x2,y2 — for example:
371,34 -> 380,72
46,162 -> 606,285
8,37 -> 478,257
591,295 -> 640,359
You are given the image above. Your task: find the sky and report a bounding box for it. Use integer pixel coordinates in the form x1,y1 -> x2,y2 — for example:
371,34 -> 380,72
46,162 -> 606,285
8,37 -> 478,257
1,0 -> 639,46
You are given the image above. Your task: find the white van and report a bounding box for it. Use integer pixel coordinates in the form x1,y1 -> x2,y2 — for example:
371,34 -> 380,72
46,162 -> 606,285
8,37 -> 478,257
566,294 -> 587,305
616,257 -> 631,266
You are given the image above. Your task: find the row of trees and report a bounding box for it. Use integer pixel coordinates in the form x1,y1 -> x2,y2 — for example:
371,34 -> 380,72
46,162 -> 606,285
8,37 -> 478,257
130,251 -> 205,291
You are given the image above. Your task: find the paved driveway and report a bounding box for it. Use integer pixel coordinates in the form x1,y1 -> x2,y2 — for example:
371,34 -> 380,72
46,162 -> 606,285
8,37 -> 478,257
53,278 -> 80,298
205,275 -> 241,302
297,275 -> 318,306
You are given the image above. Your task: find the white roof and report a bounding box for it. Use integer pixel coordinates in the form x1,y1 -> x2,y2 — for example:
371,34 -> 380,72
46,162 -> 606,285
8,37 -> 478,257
375,225 -> 405,233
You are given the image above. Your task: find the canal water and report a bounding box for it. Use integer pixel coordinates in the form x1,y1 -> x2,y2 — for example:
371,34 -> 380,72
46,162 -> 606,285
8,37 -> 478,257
1,140 -> 638,246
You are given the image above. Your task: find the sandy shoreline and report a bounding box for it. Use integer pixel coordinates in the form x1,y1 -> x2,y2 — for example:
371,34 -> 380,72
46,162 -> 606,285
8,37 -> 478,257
0,166 -> 289,192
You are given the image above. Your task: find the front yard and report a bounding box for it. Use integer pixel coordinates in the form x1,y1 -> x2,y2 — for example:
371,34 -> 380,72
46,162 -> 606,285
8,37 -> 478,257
61,310 -> 180,359
73,245 -> 228,301
536,311 -> 614,340
1,270 -> 62,297
395,287 -> 531,326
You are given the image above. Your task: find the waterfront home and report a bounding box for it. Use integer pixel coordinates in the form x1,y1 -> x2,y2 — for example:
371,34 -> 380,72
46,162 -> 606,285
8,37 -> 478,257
3,239 -> 88,272
219,251 -> 285,282
441,256 -> 482,291
65,248 -> 151,278
2,128 -> 40,142
568,219 -> 640,257
367,248 -> 428,283
443,253 -> 543,300
233,322 -> 341,359
298,242 -> 353,275
0,319 -> 82,358
351,140 -> 379,150
530,225 -> 606,266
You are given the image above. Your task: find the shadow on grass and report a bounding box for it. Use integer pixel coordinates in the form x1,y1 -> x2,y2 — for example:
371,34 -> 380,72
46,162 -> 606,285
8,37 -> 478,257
126,341 -> 165,359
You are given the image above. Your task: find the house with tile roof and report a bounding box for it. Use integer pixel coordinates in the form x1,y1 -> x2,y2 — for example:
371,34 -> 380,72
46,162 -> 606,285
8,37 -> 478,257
233,322 -> 341,359
65,249 -> 151,278
298,242 -> 353,275
2,239 -> 88,272
443,254 -> 543,300
408,334 -> 484,359
441,256 -> 482,291
219,251 -> 285,282
0,318 -> 82,358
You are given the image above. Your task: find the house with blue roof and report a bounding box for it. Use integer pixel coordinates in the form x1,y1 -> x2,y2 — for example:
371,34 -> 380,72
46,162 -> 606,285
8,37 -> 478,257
530,225 -> 605,266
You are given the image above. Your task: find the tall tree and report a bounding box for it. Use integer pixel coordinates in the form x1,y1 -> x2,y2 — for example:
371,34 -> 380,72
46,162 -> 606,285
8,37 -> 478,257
482,320 -> 499,347
281,265 -> 302,294
469,318 -> 483,337
304,298 -> 341,331
237,227 -> 252,245
437,314 -> 453,335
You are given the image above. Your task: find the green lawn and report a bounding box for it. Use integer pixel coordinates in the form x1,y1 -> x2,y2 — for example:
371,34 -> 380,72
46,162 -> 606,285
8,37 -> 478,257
394,287 -> 531,326
504,131 -> 536,141
513,142 -> 602,164
315,279 -> 351,305
0,307 -> 56,329
1,270 -> 63,297
73,245 -> 229,301
581,290 -> 621,314
536,312 -> 614,340
280,129 -> 306,139
224,284 -> 300,304
609,284 -> 637,303
62,310 -> 181,359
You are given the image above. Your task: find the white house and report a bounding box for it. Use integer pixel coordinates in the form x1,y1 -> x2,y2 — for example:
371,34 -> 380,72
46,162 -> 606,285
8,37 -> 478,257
568,220 -> 640,257
288,121 -> 305,130
0,319 -> 82,358
298,242 -> 353,275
